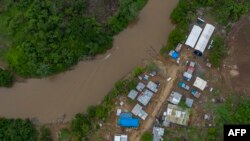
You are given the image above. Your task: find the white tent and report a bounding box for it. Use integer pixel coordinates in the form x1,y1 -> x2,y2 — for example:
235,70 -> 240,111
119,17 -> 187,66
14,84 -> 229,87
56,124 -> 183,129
185,25 -> 202,48
193,77 -> 207,91
114,135 -> 128,141
194,24 -> 215,54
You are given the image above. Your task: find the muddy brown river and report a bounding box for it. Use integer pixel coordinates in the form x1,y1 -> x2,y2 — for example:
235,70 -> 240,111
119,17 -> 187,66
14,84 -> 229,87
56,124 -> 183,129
0,0 -> 178,124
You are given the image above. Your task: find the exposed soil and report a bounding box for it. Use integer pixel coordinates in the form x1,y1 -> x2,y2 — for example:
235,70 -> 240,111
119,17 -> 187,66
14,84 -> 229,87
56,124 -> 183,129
225,14 -> 250,92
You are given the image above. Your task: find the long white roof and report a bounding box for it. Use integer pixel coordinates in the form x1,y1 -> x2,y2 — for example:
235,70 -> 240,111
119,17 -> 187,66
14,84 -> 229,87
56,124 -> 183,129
194,24 -> 215,53
185,25 -> 202,48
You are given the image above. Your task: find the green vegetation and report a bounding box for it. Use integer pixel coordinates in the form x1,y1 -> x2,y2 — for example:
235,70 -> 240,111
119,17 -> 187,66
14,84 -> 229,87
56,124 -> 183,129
145,62 -> 158,72
161,0 -> 250,54
141,132 -> 153,141
39,126 -> 52,141
58,128 -> 71,141
0,0 -> 148,77
213,0 -> 250,25
208,36 -> 227,67
0,68 -> 14,87
0,118 -> 37,141
132,66 -> 144,77
178,99 -> 188,109
108,0 -> 149,34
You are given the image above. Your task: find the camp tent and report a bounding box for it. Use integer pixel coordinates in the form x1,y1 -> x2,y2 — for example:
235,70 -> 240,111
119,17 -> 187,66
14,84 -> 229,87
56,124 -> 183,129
185,25 -> 202,48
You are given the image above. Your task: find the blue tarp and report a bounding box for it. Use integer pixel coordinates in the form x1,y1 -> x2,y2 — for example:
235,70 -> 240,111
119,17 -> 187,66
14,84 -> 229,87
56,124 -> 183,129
169,50 -> 179,59
119,112 -> 132,118
118,117 -> 140,128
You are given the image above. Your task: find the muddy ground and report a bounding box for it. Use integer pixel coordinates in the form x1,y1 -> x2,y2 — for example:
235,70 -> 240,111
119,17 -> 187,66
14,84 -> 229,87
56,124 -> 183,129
225,14 -> 250,92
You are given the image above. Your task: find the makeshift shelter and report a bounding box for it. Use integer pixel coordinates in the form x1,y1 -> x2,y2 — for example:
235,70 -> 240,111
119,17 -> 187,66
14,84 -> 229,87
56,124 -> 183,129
168,91 -> 182,105
194,24 -> 215,56
128,89 -> 139,100
136,82 -> 145,92
131,104 -> 148,120
147,81 -> 158,93
185,25 -> 202,48
163,104 -> 190,126
193,77 -> 207,91
185,98 -> 194,108
153,126 -> 165,141
118,113 -> 140,128
114,135 -> 128,141
183,71 -> 192,81
137,89 -> 154,106
169,50 -> 179,59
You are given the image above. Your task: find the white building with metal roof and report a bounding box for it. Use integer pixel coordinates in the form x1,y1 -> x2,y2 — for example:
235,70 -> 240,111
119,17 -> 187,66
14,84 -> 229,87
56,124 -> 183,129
114,134 -> 128,141
185,25 -> 203,48
194,24 -> 215,55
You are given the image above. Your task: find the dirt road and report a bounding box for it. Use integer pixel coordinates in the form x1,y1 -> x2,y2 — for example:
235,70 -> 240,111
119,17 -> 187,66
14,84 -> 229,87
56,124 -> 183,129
130,65 -> 179,141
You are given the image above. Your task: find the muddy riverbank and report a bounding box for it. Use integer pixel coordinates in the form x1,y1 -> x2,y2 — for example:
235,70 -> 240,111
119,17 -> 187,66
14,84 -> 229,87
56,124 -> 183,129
0,0 -> 178,124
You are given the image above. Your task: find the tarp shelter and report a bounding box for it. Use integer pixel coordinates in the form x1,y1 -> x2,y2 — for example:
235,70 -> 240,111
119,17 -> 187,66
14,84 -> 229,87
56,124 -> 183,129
118,113 -> 140,128
136,82 -> 145,92
194,24 -> 215,55
137,89 -> 154,106
114,135 -> 128,141
193,77 -> 207,91
128,89 -> 138,100
183,72 -> 192,81
169,50 -> 179,59
147,81 -> 158,93
131,104 -> 148,120
185,25 -> 202,48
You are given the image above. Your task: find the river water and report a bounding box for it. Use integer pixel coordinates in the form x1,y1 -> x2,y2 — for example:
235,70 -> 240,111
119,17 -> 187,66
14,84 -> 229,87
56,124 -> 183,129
0,0 -> 178,123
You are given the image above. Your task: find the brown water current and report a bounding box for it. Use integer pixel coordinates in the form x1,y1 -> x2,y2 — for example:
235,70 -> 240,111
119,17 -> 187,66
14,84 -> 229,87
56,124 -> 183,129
0,0 -> 178,123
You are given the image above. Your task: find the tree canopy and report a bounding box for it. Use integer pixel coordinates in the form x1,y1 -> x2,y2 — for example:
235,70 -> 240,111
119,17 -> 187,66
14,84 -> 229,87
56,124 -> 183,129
0,0 -> 148,77
0,118 -> 37,141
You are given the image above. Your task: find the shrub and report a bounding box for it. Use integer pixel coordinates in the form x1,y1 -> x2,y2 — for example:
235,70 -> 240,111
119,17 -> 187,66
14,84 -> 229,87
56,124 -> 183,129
0,68 -> 14,87
132,66 -> 144,77
141,132 -> 153,141
208,36 -> 227,67
39,126 -> 52,141
58,128 -> 71,141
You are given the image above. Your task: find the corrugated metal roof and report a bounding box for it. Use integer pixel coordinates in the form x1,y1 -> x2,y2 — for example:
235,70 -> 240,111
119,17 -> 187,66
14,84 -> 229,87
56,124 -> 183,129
168,91 -> 182,105
137,89 -> 154,106
147,81 -> 158,93
136,82 -> 145,92
128,89 -> 139,100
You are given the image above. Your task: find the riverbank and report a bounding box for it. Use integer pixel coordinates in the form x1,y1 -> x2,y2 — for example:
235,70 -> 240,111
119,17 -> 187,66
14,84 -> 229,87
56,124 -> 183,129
0,0 -> 178,124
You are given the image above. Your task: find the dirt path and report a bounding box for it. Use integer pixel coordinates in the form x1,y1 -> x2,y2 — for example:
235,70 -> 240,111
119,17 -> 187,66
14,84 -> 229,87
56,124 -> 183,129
130,65 -> 179,141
